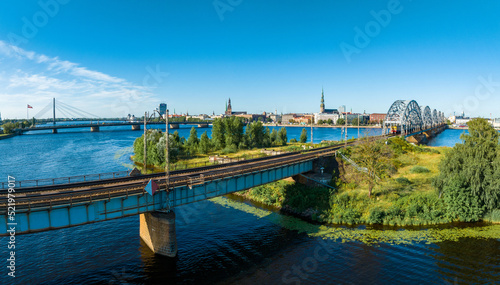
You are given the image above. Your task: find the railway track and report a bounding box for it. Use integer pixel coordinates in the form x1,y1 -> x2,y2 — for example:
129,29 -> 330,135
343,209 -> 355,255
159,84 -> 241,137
0,135 -> 392,212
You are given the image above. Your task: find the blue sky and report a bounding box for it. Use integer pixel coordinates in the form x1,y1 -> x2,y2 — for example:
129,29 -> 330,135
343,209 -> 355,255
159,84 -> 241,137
0,0 -> 499,119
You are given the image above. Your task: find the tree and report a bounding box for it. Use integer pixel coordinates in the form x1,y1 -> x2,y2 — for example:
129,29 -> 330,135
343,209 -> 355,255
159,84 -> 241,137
224,116 -> 244,148
198,131 -> 211,154
263,127 -> 272,147
270,129 -> 278,145
186,127 -> 199,155
434,118 -> 500,221
211,118 -> 225,150
327,118 -> 333,125
352,118 -> 359,126
277,127 -> 287,146
350,138 -> 393,198
300,128 -> 308,143
1,122 -> 16,134
246,121 -> 265,148
337,118 -> 345,125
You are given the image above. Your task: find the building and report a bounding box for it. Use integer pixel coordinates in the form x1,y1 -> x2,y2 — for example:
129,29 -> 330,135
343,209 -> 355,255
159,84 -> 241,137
225,98 -> 247,116
315,89 -> 340,123
338,105 -> 346,114
369,113 -> 386,124
282,113 -> 313,124
455,116 -> 470,126
159,103 -> 167,117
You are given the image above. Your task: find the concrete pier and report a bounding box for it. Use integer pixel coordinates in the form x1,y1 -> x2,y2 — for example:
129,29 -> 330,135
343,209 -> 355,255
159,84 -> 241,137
90,126 -> 100,132
131,124 -> 141,131
170,124 -> 179,129
197,123 -> 209,128
52,129 -> 58,134
140,210 -> 177,257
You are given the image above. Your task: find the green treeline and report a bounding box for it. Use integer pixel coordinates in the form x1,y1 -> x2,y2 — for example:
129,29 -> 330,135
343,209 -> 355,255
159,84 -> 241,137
133,116 -> 295,166
242,118 -> 500,225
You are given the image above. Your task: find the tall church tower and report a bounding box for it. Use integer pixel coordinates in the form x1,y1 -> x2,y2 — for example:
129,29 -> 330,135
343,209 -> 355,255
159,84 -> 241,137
320,88 -> 325,113
226,98 -> 233,115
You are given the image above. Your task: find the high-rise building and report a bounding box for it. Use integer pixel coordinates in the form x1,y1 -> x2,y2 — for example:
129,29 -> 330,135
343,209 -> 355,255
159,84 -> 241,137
159,103 -> 167,117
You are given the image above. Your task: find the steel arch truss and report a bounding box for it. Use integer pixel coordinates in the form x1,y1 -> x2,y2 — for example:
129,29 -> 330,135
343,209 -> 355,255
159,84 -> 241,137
384,100 -> 445,134
421,106 -> 432,129
384,100 -> 423,133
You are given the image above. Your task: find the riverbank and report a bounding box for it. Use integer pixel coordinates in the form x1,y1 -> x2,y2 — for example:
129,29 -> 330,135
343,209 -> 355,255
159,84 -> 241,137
264,123 -> 381,129
234,143 -> 494,227
0,133 -> 17,140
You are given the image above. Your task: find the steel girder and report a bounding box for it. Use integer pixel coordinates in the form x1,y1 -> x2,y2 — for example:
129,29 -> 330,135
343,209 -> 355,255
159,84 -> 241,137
421,106 -> 432,129
384,100 -> 423,133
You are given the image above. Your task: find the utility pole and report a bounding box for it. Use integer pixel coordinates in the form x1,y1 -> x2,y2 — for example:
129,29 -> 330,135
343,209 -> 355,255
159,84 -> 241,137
344,110 -> 347,147
310,114 -> 313,146
357,113 -> 360,139
143,111 -> 147,174
165,108 -> 170,194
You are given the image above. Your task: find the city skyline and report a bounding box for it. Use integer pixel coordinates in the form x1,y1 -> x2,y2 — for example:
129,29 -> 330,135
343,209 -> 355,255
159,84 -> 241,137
0,1 -> 500,119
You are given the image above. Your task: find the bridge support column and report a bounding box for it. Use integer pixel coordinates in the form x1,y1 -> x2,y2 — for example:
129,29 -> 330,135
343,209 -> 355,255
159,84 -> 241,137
90,126 -> 100,132
197,123 -> 208,128
52,129 -> 58,134
131,124 -> 141,131
140,210 -> 177,258
170,124 -> 179,129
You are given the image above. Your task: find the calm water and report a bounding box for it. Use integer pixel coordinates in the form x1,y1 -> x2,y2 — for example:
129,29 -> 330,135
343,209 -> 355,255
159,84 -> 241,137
0,124 -> 498,284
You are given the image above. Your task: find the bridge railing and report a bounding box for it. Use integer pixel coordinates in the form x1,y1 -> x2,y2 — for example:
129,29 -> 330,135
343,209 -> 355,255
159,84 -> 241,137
0,170 -> 130,190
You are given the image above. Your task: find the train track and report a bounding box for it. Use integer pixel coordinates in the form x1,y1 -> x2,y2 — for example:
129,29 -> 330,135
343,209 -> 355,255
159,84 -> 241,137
0,135 -> 392,212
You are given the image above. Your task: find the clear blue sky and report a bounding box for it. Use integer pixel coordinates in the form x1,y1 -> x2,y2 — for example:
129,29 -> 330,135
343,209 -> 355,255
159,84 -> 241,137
0,0 -> 499,119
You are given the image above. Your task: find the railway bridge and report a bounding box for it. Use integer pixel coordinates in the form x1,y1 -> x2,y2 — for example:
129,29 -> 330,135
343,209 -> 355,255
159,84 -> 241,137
383,100 -> 447,143
0,143 -> 356,257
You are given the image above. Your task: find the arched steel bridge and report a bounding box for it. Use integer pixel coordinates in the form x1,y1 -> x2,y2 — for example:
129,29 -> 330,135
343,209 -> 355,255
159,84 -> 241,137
383,100 -> 446,134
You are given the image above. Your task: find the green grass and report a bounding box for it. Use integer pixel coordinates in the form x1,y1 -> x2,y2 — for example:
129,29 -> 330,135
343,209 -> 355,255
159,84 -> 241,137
484,209 -> 500,223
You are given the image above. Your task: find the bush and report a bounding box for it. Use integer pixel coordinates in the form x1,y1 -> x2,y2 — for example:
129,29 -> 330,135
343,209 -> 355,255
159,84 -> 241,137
221,144 -> 238,155
395,177 -> 411,185
483,209 -> 500,223
410,166 -> 430,174
367,207 -> 386,224
290,138 -> 298,143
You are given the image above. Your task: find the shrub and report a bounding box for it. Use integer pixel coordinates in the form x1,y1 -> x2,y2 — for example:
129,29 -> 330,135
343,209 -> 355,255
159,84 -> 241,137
221,144 -> 238,155
483,209 -> 500,223
395,177 -> 411,185
367,207 -> 386,224
410,166 -> 430,174
290,138 -> 298,143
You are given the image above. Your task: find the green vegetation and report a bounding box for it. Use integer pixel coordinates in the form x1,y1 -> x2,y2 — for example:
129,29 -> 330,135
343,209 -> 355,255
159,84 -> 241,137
240,130 -> 499,226
300,128 -> 307,143
1,120 -> 35,134
212,196 -> 500,245
434,118 -> 500,222
132,116 -> 292,171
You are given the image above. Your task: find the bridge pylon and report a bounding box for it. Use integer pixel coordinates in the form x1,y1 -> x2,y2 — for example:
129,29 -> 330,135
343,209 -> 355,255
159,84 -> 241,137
140,210 -> 177,257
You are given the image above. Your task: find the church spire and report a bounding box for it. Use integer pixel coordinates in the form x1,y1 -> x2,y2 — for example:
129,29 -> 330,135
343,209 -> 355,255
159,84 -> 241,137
320,88 -> 325,113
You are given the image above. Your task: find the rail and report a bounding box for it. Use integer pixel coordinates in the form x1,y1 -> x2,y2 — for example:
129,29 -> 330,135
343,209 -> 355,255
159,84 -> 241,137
0,170 -> 130,190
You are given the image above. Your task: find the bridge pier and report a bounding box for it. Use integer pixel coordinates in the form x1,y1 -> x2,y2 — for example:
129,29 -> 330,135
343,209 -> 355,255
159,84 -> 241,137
131,124 -> 141,131
170,124 -> 179,129
52,129 -> 58,134
140,210 -> 177,258
197,123 -> 209,128
90,126 -> 100,132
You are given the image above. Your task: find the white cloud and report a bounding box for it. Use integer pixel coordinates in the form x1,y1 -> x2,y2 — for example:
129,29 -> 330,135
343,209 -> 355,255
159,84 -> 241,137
0,41 -> 158,119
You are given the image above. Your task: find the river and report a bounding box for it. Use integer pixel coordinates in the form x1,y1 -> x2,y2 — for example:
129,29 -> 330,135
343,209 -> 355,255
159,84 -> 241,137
0,124 -> 498,284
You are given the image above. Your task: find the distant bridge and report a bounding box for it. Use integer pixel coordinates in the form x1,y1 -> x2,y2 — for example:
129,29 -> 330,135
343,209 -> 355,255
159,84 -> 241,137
383,99 -> 447,143
15,121 -> 211,134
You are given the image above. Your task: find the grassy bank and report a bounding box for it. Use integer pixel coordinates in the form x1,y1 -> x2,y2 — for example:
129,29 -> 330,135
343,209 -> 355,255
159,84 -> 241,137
237,144 -> 463,227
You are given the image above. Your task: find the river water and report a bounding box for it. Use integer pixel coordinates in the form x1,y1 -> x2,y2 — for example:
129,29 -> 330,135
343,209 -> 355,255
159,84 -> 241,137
0,125 -> 498,284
